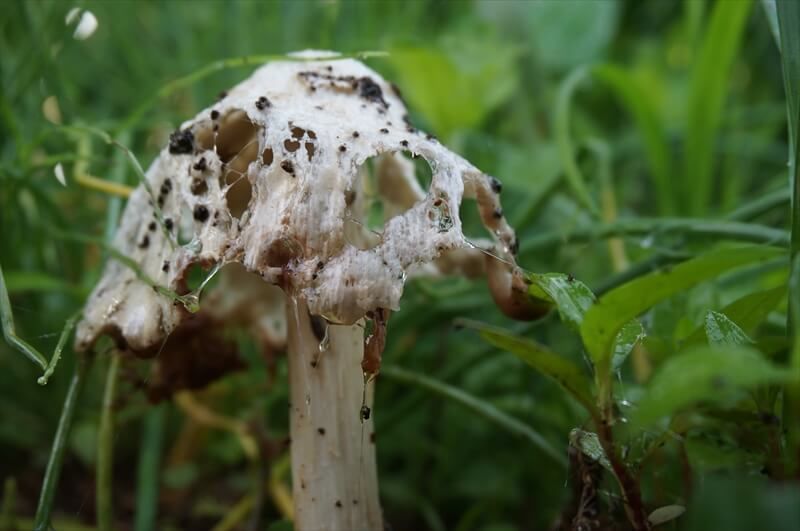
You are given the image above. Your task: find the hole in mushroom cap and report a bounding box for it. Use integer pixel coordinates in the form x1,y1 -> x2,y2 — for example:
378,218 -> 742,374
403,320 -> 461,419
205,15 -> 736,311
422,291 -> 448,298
344,151 -> 432,251
195,110 -> 256,220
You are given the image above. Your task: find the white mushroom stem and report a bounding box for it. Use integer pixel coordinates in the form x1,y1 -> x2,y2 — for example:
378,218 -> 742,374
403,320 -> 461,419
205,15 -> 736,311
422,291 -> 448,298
287,297 -> 381,531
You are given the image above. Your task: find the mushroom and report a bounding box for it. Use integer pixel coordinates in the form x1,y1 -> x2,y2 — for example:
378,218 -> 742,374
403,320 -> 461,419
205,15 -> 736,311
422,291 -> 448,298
76,51 -> 541,530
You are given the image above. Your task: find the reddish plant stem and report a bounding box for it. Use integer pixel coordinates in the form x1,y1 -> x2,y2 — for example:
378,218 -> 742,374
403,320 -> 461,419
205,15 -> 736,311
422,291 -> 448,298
595,414 -> 650,531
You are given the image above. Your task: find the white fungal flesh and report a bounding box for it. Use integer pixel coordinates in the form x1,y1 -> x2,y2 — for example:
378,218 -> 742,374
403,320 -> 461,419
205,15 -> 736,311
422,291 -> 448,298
76,54 -> 518,352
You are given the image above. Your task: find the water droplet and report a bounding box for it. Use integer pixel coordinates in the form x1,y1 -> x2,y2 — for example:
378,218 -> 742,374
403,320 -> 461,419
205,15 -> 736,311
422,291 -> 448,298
184,237 -> 203,255
179,293 -> 200,313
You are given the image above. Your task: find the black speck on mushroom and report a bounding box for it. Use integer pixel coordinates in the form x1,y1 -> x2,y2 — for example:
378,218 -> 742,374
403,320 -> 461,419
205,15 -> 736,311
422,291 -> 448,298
162,260 -> 170,272
358,77 -> 385,106
492,208 -> 503,219
138,235 -> 150,249
255,96 -> 271,110
317,427 -> 326,435
281,160 -> 295,175
210,109 -> 219,120
335,500 -> 342,508
379,128 -> 389,134
168,129 -> 194,154
148,221 -> 156,232
164,218 -> 174,231
193,205 -> 210,222
489,176 -> 503,194
338,145 -> 347,152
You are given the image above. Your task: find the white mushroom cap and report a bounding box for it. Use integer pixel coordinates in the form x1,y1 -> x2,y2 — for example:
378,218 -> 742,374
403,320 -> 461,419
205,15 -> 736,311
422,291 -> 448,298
76,54 -> 523,353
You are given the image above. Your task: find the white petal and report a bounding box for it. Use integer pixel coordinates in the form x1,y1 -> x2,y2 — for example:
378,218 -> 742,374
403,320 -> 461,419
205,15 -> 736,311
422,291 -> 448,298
54,163 -> 66,187
648,505 -> 685,526
65,7 -> 80,25
73,11 -> 98,40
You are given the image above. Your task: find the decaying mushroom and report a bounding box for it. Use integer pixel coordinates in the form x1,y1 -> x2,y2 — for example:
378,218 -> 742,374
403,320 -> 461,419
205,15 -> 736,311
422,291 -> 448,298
76,51 -> 541,531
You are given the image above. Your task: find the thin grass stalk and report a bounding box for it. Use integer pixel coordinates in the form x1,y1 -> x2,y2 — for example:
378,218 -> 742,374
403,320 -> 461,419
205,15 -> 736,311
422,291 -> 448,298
97,354 -> 121,531
33,357 -> 90,531
381,366 -> 567,467
520,217 -> 789,254
134,405 -> 166,531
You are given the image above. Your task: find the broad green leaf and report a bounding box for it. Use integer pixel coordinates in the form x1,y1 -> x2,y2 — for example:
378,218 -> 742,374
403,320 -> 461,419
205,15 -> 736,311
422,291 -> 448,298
681,285 -> 785,345
524,0 -> 619,71
529,273 -> 595,331
389,37 -> 518,139
684,0 -> 753,215
704,311 -> 753,347
569,428 -> 612,471
458,320 -> 596,414
581,245 -> 784,371
632,345 -> 794,427
611,320 -> 645,371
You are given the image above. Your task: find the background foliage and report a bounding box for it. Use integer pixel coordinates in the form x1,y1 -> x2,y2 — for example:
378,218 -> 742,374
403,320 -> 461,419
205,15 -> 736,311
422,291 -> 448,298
1,1 -> 800,530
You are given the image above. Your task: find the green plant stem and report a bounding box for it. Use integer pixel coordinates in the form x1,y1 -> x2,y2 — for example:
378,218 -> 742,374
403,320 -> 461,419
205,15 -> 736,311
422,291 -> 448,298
0,262 -> 48,371
591,188 -> 790,295
134,405 -> 166,531
34,356 -> 91,531
97,355 -> 121,531
521,217 -> 789,253
381,365 -> 567,467
724,187 -> 790,221
1,477 -> 17,531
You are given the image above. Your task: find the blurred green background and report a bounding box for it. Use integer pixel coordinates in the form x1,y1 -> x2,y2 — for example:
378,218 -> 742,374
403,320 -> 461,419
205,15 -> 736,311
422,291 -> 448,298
1,1 -> 799,530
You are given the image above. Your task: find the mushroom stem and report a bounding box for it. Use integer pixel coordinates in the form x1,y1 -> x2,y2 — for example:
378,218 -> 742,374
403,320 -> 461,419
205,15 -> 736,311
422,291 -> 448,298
286,297 -> 382,531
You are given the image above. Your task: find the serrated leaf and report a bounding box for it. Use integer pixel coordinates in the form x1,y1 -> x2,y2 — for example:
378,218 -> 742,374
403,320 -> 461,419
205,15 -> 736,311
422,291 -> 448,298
632,345 -> 794,428
569,428 -> 612,471
611,320 -> 645,371
458,320 -> 596,414
704,311 -> 754,347
681,285 -> 786,346
580,245 -> 784,373
529,273 -> 595,331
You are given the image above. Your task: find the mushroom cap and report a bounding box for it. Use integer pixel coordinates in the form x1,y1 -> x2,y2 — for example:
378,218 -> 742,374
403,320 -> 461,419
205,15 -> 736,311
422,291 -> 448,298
76,53 -> 520,353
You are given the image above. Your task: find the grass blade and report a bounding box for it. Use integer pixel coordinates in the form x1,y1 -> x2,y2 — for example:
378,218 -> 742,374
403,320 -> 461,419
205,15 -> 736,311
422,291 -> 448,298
684,0 -> 753,215
97,355 -> 121,531
381,365 -> 567,467
33,357 -> 90,531
134,405 -> 166,531
593,64 -> 674,215
554,66 -> 599,215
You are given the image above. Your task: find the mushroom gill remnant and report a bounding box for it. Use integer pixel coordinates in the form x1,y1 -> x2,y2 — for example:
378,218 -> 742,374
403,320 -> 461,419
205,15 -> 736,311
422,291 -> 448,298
76,54 -> 529,359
